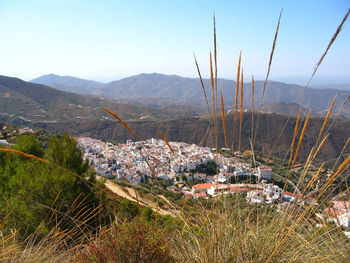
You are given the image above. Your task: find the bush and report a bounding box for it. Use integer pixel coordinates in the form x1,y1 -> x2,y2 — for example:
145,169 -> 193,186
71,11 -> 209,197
74,218 -> 173,263
0,133 -> 102,239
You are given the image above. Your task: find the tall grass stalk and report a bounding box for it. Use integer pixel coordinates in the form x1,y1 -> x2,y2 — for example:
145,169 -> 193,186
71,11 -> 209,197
232,51 -> 241,152
251,75 -> 255,141
239,68 -> 244,152
288,109 -> 302,166
253,9 -> 283,145
291,110 -> 311,167
220,90 -> 228,148
271,9 -> 350,154
210,51 -> 219,152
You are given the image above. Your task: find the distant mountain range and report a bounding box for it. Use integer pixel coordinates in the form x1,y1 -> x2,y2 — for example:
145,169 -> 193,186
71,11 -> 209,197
31,73 -> 350,118
31,74 -> 104,94
311,83 -> 350,91
0,75 -> 196,126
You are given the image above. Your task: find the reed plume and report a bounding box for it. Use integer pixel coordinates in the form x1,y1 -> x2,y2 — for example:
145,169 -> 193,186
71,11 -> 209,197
213,14 -> 218,113
157,130 -> 176,156
210,51 -> 219,152
288,109 -> 302,166
251,75 -> 254,141
102,107 -> 155,173
270,9 -> 350,153
232,51 -> 241,152
0,148 -> 49,163
253,9 -> 283,144
220,90 -> 228,148
101,107 -> 136,136
315,95 -> 336,147
291,110 -> 311,167
194,53 -> 211,118
239,68 -> 244,152
303,162 -> 325,194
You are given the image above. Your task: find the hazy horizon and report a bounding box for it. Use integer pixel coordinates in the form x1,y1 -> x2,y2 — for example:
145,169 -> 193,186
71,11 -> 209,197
1,0 -> 349,85
26,72 -> 350,87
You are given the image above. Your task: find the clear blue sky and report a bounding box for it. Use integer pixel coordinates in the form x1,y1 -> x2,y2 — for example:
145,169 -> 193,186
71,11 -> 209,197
0,0 -> 349,84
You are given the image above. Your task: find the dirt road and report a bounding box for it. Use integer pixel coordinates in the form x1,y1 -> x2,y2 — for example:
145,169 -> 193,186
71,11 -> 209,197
104,180 -> 177,217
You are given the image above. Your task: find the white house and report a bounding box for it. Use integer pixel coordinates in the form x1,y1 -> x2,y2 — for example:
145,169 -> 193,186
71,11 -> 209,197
339,213 -> 350,228
192,183 -> 212,193
246,190 -> 265,204
263,184 -> 281,202
258,166 -> 272,181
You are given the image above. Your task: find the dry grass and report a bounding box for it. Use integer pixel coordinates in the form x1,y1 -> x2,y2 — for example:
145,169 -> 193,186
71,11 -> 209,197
170,199 -> 350,263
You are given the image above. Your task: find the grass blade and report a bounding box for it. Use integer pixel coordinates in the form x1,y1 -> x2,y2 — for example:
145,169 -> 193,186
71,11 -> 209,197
239,68 -> 244,152
251,75 -> 255,141
254,9 -> 283,144
220,90 -> 228,148
288,109 -> 302,166
194,53 -> 211,118
101,107 -> 136,136
157,130 -> 175,156
232,51 -> 241,152
291,110 -> 311,167
210,51 -> 218,152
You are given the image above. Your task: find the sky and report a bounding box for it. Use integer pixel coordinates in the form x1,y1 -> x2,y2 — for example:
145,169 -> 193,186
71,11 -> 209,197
0,0 -> 349,84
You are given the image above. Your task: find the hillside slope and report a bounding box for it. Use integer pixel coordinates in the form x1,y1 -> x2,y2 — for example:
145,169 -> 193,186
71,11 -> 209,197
31,73 -> 350,118
29,113 -> 350,165
98,73 -> 349,117
0,75 -> 197,124
31,73 -> 104,94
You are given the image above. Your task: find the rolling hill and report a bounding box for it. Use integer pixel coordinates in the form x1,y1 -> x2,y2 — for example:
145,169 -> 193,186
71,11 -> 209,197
0,75 -> 197,125
31,73 -> 350,118
31,74 -> 104,94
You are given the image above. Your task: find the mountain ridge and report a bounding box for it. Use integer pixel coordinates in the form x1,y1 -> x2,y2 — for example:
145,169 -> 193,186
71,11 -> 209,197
0,75 -> 196,124
31,73 -> 350,118
31,73 -> 104,94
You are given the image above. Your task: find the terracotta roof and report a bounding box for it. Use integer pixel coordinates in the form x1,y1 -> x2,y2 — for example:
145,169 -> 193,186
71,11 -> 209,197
192,183 -> 212,190
324,208 -> 346,217
332,201 -> 350,210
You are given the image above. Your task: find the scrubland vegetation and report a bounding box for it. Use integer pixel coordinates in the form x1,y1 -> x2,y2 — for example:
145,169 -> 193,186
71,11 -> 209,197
1,9 -> 350,263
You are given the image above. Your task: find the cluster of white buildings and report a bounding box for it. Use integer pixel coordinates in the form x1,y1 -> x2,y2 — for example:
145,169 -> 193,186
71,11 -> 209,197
76,137 -> 272,187
322,201 -> 350,229
76,136 -> 350,233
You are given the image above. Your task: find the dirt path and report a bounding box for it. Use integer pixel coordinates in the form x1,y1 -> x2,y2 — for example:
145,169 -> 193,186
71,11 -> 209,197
104,180 -> 177,217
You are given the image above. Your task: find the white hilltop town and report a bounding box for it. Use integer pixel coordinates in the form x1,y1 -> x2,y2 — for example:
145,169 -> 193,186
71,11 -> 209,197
76,136 -> 350,230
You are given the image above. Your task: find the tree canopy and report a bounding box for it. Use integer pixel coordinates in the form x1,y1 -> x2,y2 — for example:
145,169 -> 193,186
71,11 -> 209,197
0,133 -> 101,239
